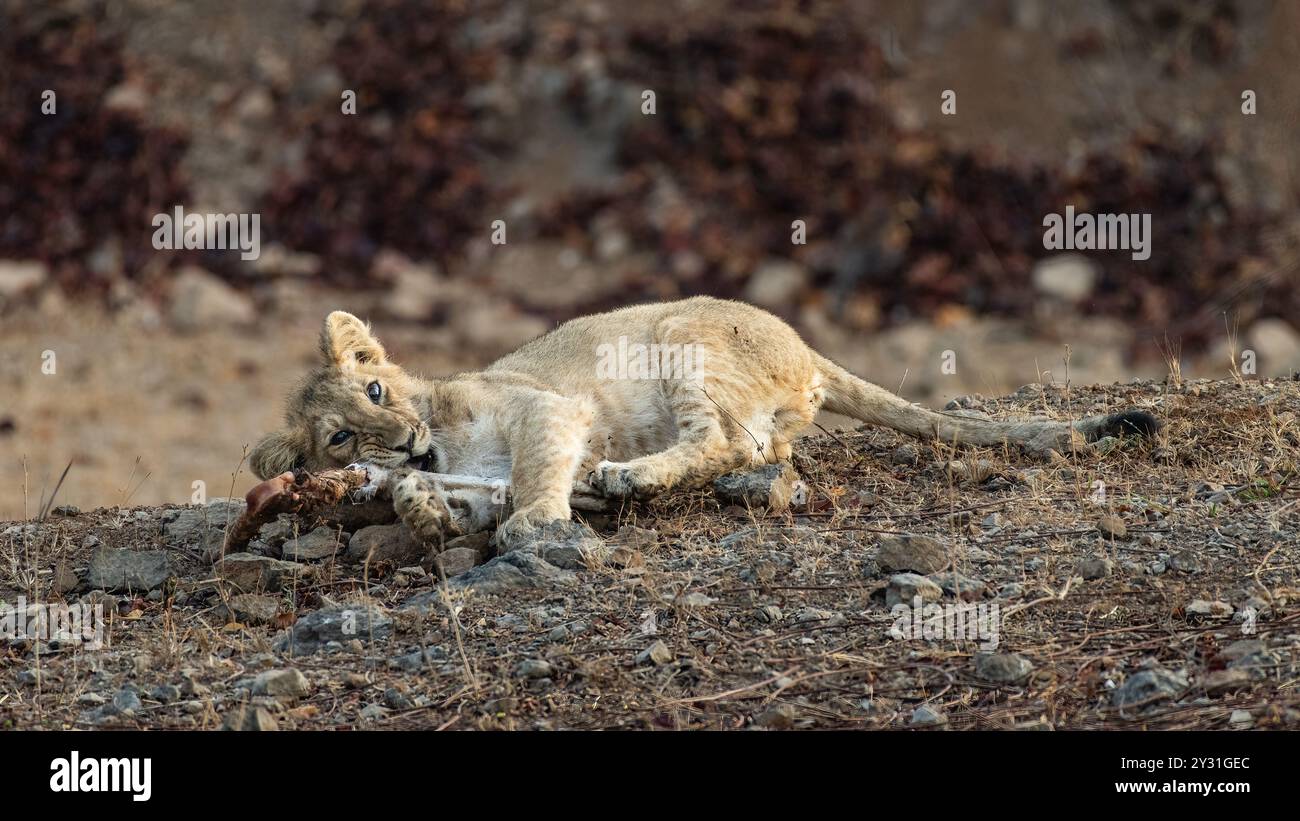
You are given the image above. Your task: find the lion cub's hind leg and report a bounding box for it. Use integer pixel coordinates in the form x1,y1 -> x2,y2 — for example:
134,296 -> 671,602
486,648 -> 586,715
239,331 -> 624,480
587,381 -> 746,498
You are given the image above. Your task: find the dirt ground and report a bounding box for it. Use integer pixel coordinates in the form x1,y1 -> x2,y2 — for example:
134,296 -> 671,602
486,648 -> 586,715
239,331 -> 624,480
2,376 -> 1296,730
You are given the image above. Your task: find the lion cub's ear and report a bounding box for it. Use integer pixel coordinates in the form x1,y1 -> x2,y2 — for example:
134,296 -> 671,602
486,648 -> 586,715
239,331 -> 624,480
250,430 -> 306,479
321,311 -> 387,367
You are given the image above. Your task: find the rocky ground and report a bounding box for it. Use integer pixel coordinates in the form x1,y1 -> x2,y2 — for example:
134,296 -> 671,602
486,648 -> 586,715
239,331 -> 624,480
2,376 -> 1297,730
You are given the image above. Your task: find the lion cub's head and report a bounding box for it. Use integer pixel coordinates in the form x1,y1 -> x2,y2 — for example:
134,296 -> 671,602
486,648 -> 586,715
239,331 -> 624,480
249,311 -> 433,479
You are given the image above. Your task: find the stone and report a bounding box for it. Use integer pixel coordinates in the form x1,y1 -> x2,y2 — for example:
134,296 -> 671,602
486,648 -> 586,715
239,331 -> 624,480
169,266 -> 255,330
908,704 -> 948,727
1096,515 -> 1128,539
1168,550 -> 1202,573
636,640 -> 673,666
216,554 -> 308,593
358,703 -> 388,722
223,704 -> 277,731
273,606 -> 392,655
434,547 -> 480,578
1186,600 -> 1233,619
1228,709 -> 1254,729
227,593 -> 281,625
85,548 -> 173,592
712,463 -> 806,512
754,703 -> 797,729
162,498 -> 245,553
1248,318 -> 1300,375
515,659 -> 554,679
1112,667 -> 1188,709
876,534 -> 949,574
389,646 -> 448,672
743,259 -> 807,309
150,684 -> 181,704
1031,253 -> 1097,302
414,549 -> 576,600
929,571 -> 988,601
280,526 -> 344,561
252,668 -> 311,700
755,604 -> 784,623
347,523 -> 427,565
1201,669 -> 1251,695
0,259 -> 49,300
1076,556 -> 1114,580
886,573 -> 943,608
975,652 -> 1034,684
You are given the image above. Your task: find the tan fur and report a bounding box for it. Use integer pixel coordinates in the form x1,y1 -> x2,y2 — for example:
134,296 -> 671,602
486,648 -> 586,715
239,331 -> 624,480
252,297 -> 1153,550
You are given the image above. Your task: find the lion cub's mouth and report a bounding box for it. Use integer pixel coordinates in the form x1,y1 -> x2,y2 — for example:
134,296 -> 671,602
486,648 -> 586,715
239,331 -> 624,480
406,451 -> 434,471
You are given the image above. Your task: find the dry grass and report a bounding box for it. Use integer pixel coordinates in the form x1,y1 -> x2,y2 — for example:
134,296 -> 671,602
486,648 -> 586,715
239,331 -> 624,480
1,377 -> 1298,730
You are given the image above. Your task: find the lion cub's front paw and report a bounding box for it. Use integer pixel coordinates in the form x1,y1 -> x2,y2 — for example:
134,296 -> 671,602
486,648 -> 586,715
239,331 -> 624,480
393,472 -> 462,546
586,461 -> 660,500
346,462 -> 392,501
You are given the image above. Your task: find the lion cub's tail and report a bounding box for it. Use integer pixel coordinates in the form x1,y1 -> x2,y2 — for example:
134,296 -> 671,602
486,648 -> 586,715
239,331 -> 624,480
814,355 -> 1160,454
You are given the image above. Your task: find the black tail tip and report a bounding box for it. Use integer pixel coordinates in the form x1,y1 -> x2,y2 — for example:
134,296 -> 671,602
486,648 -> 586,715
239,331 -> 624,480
1098,409 -> 1162,439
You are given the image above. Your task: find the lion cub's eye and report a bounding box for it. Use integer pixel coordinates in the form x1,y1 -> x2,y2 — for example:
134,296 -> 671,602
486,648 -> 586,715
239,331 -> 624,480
366,382 -> 382,404
329,431 -> 353,447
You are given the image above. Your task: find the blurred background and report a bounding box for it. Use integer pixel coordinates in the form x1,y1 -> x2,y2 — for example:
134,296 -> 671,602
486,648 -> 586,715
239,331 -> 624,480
2,0 -> 1299,519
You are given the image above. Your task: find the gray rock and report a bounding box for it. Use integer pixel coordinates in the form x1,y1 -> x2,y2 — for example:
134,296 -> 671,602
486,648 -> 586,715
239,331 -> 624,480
636,640 -> 673,666
928,571 -> 988,601
515,659 -> 555,679
1096,515 -> 1128,540
215,553 -> 308,593
227,593 -> 281,625
876,534 -> 949,574
433,547 -> 481,578
405,550 -> 577,603
886,573 -> 943,608
112,687 -> 142,715
1113,667 -> 1188,709
1076,556 -> 1114,580
755,604 -> 784,623
1228,709 -> 1254,729
1186,599 -> 1233,619
743,259 -> 807,309
389,646 -> 449,672
274,606 -> 392,655
170,266 -> 256,330
86,548 -> 173,592
908,704 -> 948,727
1168,550 -> 1202,573
1032,253 -> 1097,302
162,498 -> 245,552
975,652 -> 1034,684
754,703 -> 797,729
1201,669 -> 1251,695
384,687 -> 414,710
712,463 -> 806,512
150,684 -> 181,704
223,704 -> 277,731
496,520 -> 603,567
280,526 -> 344,561
346,523 -> 426,565
252,668 -> 310,699
890,444 -> 919,465
358,703 -> 388,722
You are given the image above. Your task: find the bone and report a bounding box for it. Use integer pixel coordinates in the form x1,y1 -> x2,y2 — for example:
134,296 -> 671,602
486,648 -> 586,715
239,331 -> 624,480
221,467 -> 611,559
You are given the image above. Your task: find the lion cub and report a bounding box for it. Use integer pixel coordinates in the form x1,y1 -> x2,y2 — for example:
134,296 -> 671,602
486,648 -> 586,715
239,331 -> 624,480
251,297 -> 1157,549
